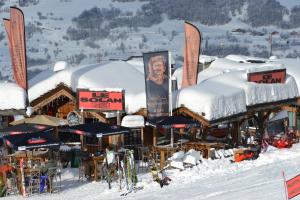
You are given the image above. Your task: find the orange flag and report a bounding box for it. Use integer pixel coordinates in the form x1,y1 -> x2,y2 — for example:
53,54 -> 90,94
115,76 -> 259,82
286,173 -> 300,199
4,7 -> 27,90
181,22 -> 201,88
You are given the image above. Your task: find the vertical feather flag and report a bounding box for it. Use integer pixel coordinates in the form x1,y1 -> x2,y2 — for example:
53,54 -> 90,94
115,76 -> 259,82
181,22 -> 201,88
284,172 -> 300,199
3,7 -> 27,90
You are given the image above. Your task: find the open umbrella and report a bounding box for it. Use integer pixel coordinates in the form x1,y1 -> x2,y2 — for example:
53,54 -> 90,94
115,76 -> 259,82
147,116 -> 200,147
10,115 -> 67,126
147,116 -> 200,129
3,129 -> 60,151
0,123 -> 53,138
60,122 -> 131,138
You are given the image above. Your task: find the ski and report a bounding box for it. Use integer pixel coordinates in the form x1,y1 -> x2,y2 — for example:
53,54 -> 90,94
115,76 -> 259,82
117,154 -> 122,191
121,160 -> 129,190
105,151 -> 112,190
120,186 -> 144,196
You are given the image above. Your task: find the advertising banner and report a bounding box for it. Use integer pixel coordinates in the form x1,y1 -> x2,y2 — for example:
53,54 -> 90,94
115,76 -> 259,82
181,22 -> 201,88
7,7 -> 27,90
78,90 -> 125,111
143,51 -> 169,119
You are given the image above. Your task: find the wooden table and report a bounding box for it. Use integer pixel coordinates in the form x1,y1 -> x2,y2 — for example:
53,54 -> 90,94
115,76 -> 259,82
153,146 -> 179,170
182,142 -> 225,158
93,156 -> 105,181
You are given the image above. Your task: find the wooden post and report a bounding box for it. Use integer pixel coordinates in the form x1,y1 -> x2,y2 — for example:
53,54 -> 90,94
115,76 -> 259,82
160,150 -> 165,170
141,128 -> 144,146
153,128 -> 157,146
80,109 -> 85,149
231,122 -> 239,146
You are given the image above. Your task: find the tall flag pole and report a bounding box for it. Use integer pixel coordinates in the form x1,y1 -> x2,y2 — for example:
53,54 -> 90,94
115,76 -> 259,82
282,171 -> 288,200
168,51 -> 174,147
181,21 -> 201,88
3,7 -> 28,93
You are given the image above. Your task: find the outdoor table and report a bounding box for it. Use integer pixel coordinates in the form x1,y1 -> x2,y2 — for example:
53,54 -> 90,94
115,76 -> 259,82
182,142 -> 225,158
153,145 -> 179,170
93,156 -> 105,181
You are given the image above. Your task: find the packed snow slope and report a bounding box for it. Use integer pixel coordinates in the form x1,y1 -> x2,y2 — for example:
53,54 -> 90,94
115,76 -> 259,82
4,144 -> 300,200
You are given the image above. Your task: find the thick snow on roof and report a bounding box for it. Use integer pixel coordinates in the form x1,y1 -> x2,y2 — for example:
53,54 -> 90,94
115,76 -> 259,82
0,82 -> 27,110
29,55 -> 300,122
174,56 -> 299,121
29,61 -> 146,114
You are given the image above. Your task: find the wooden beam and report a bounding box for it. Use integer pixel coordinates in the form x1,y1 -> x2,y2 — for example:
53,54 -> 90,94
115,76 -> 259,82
0,109 -> 26,115
87,111 -> 107,123
31,83 -> 76,111
173,107 -> 210,127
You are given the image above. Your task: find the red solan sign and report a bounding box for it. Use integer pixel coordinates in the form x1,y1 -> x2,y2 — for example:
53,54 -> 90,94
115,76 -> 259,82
247,69 -> 286,84
78,90 -> 124,111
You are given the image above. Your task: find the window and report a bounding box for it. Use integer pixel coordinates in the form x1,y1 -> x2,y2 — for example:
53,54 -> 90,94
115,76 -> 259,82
288,111 -> 295,127
124,129 -> 141,146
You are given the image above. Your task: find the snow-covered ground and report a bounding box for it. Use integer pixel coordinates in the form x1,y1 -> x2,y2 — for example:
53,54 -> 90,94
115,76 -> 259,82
4,144 -> 300,200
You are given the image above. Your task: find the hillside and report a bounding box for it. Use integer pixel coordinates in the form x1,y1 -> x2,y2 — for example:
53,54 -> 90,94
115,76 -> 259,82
0,0 -> 300,81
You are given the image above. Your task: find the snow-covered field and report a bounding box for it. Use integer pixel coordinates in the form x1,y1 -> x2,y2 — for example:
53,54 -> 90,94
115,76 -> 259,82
4,144 -> 300,200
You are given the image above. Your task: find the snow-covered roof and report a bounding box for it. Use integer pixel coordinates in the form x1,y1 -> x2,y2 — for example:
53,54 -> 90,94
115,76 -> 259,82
173,55 -> 300,121
29,55 -> 300,122
29,61 -> 146,114
0,82 -> 27,110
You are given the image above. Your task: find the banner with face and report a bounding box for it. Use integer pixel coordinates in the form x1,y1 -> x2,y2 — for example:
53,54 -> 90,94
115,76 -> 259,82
143,51 -> 169,119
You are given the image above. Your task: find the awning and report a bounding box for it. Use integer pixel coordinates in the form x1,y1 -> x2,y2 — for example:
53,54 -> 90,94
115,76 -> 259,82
10,115 -> 68,126
3,129 -> 60,151
147,116 -> 200,129
0,123 -> 53,138
269,110 -> 288,123
59,122 -> 131,138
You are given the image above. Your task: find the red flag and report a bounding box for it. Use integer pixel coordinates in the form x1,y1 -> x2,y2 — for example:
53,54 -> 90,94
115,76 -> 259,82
181,22 -> 201,88
3,18 -> 14,73
5,7 -> 27,90
286,173 -> 300,199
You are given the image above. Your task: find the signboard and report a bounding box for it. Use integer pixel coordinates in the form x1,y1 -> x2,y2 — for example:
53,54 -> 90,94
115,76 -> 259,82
247,69 -> 286,84
67,111 -> 81,126
77,90 -> 125,111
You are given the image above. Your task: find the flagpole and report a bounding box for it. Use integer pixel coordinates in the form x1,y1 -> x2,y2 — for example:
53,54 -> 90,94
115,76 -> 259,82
282,171 -> 288,200
168,51 -> 174,147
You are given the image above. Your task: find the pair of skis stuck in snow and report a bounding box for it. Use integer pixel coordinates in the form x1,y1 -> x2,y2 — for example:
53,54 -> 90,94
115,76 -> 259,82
118,149 -> 143,196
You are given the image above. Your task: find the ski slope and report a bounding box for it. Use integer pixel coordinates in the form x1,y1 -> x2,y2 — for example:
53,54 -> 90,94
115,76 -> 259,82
4,143 -> 300,200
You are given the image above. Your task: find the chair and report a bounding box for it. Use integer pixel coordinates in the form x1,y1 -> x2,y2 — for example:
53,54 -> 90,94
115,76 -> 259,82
138,146 -> 151,172
5,171 -> 18,196
28,169 -> 41,195
46,167 -> 59,193
78,160 -> 85,183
